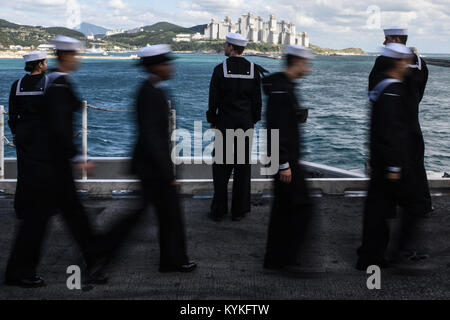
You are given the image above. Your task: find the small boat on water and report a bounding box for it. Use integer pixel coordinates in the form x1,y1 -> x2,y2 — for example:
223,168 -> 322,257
86,45 -> 105,54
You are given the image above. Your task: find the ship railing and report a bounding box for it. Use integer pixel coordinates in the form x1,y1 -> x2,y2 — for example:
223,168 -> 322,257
0,103 -> 448,195
0,101 -> 175,181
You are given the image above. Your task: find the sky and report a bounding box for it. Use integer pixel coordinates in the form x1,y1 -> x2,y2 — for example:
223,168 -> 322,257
1,0 -> 450,53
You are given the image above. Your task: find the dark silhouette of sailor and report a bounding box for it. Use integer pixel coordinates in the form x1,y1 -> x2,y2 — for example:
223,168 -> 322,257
207,33 -> 264,222
367,26 -> 433,265
263,45 -> 315,275
357,43 -> 430,271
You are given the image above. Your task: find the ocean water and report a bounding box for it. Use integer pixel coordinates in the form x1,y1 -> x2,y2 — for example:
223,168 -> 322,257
0,53 -> 449,172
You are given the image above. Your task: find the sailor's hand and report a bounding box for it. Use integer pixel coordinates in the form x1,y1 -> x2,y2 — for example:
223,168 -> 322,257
171,180 -> 180,186
279,168 -> 292,184
386,172 -> 401,181
78,161 -> 95,174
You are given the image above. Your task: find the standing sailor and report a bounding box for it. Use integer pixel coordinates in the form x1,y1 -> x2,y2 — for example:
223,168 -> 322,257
5,36 -> 107,287
4,51 -> 54,287
129,44 -> 196,273
207,33 -> 264,222
357,44 -> 423,270
368,27 -> 432,261
8,51 -> 50,218
263,45 -> 314,273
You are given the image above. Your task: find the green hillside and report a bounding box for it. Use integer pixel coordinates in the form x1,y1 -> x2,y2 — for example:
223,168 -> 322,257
309,44 -> 366,55
45,27 -> 85,39
0,19 -> 20,28
0,19 -> 366,55
172,41 -> 282,53
143,22 -> 194,34
189,24 -> 207,34
0,19 -> 86,47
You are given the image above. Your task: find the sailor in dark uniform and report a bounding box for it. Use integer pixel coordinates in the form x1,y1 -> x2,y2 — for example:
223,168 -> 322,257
368,27 -> 432,261
7,51 -> 50,217
129,45 -> 196,273
263,45 -> 314,273
357,44 -> 420,270
207,33 -> 264,222
4,51 -> 53,287
5,37 -> 106,287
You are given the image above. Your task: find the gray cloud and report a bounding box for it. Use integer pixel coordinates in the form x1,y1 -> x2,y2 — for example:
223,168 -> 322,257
0,0 -> 449,52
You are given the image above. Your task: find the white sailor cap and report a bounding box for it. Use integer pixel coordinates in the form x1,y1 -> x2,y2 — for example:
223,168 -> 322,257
381,43 -> 413,59
23,51 -> 47,62
384,27 -> 408,36
284,45 -> 314,59
51,36 -> 83,51
226,33 -> 248,47
138,44 -> 174,65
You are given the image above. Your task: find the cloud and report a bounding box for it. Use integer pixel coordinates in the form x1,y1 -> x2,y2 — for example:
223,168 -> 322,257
176,0 -> 450,52
0,0 -> 449,52
108,0 -> 127,10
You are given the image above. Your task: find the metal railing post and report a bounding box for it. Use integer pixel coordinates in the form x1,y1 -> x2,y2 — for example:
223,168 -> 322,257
0,105 -> 4,180
168,100 -> 176,177
82,101 -> 88,180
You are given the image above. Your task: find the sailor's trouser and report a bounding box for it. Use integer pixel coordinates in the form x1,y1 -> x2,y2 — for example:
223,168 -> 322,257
6,162 -> 97,279
211,127 -> 253,218
357,164 -> 432,261
264,164 -> 313,267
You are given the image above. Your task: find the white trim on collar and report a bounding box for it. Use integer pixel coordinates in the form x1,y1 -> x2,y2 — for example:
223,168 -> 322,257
222,60 -> 255,79
408,54 -> 422,70
15,75 -> 48,96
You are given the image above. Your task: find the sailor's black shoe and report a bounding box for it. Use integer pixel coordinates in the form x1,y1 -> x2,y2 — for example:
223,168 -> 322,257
159,261 -> 197,273
4,275 -> 46,288
390,251 -> 432,275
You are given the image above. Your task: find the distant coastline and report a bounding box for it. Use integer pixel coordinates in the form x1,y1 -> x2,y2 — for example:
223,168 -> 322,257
0,48 -> 368,60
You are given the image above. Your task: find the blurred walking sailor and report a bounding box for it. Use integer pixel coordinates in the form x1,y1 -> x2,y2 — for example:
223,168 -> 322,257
5,51 -> 54,287
207,33 -> 265,222
357,43 -> 428,270
263,45 -> 314,274
129,44 -> 196,273
5,36 -> 107,288
368,27 -> 432,262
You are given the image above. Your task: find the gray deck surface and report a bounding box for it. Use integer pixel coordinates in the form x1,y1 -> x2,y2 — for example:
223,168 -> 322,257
0,194 -> 449,300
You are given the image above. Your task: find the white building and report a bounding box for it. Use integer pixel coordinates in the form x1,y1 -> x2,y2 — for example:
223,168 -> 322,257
37,44 -> 55,51
9,45 -> 23,50
126,27 -> 144,34
173,33 -> 192,42
106,29 -> 125,36
297,32 -> 310,47
204,13 -> 309,46
172,33 -> 205,42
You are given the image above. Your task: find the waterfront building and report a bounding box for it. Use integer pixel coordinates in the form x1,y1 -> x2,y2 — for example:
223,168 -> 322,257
173,32 -> 205,42
126,27 -> 144,34
37,44 -> 55,51
204,13 -> 309,46
106,29 -> 125,36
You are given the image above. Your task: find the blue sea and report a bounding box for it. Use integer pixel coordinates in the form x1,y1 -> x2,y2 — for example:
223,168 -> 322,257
0,53 -> 449,172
